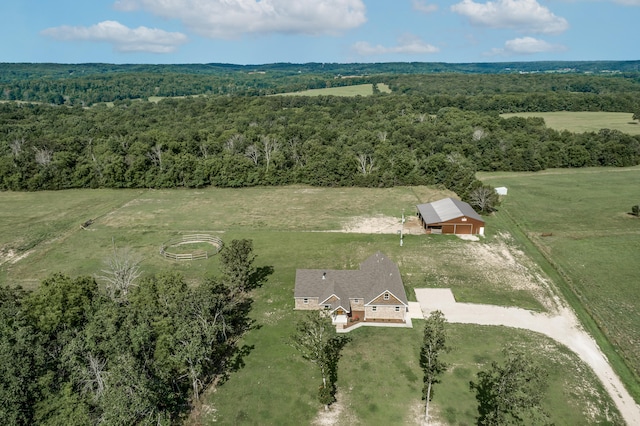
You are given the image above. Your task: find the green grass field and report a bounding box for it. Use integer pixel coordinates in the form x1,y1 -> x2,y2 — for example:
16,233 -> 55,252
103,84 -> 392,106
0,184 -> 627,424
501,111 -> 640,135
480,166 -> 640,399
275,83 -> 391,97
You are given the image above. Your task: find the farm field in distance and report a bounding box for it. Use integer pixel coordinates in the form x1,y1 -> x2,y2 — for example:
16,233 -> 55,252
480,165 -> 640,401
0,182 -> 629,424
501,111 -> 640,135
275,82 -> 391,97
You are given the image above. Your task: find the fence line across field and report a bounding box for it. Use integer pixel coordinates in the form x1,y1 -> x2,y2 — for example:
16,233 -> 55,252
159,234 -> 223,261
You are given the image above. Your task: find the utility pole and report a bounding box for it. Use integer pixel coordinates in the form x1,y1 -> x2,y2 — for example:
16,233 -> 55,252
400,208 -> 405,247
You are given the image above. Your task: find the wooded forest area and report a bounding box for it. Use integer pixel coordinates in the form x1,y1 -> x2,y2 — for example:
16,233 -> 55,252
0,239 -> 267,425
2,67 -> 640,203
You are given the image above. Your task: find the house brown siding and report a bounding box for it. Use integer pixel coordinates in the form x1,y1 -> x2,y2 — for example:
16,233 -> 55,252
323,295 -> 339,304
370,293 -> 403,305
365,305 -> 405,321
294,252 -> 409,325
294,297 -> 319,310
350,298 -> 365,311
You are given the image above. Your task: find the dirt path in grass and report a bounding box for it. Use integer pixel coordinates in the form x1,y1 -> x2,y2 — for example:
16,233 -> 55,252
339,214 -> 425,235
414,288 -> 640,426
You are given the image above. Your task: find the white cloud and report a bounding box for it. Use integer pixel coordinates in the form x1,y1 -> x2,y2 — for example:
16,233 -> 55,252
487,36 -> 567,55
451,0 -> 569,34
352,34 -> 439,56
412,0 -> 439,13
113,0 -> 367,38
42,21 -> 188,53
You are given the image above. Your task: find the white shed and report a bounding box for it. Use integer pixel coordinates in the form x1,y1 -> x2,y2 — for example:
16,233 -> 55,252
495,187 -> 508,196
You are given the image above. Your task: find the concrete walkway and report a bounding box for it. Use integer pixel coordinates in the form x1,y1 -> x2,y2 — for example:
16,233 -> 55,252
414,288 -> 640,426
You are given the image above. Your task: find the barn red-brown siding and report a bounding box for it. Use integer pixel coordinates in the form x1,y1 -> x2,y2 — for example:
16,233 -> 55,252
421,216 -> 484,235
440,216 -> 484,234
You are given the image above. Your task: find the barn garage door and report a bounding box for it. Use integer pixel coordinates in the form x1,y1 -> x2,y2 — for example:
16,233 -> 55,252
442,223 -> 473,234
454,224 -> 473,234
442,225 -> 455,234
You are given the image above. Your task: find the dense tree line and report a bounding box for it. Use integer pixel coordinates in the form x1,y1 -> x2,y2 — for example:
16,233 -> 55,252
3,61 -> 639,83
0,239 -> 269,425
0,72 -> 370,105
2,61 -> 640,106
1,94 -> 639,203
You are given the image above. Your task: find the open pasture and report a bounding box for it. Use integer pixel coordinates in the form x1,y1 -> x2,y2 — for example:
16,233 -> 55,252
0,185 -> 545,311
0,184 -> 626,424
480,166 -> 640,398
275,83 -> 390,97
501,111 -> 640,135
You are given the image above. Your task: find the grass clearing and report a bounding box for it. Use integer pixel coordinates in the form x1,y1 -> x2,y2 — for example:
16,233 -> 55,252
0,184 -> 626,424
275,84 -> 377,97
480,166 -> 640,400
501,111 -> 640,135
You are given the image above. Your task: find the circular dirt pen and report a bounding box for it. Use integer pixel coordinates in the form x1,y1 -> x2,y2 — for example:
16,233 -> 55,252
160,234 -> 223,261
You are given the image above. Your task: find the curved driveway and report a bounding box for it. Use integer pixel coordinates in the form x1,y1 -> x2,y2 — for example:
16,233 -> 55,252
413,288 -> 640,425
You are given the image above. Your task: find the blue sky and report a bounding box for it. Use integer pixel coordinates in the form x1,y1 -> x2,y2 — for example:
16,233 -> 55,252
1,0 -> 638,64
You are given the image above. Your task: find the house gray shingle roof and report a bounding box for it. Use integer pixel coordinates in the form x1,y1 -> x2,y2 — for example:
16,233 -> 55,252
416,197 -> 484,224
294,252 -> 408,310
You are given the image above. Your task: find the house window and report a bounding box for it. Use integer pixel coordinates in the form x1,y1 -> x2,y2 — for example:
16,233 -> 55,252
383,293 -> 389,300
372,306 -> 377,312
353,299 -> 359,303
303,298 -> 308,304
324,305 -> 331,310
395,306 -> 400,312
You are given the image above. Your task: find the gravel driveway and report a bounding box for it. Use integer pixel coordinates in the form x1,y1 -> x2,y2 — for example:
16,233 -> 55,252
414,288 -> 640,425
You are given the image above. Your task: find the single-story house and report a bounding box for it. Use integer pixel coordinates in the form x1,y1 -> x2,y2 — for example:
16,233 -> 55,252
294,252 -> 409,327
416,197 -> 485,235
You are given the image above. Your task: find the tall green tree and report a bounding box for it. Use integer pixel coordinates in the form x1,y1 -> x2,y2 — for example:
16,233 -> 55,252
219,239 -> 272,294
219,239 -> 257,293
470,346 -> 550,425
420,310 -> 449,424
291,310 -> 351,409
26,273 -> 99,336
0,286 -> 46,426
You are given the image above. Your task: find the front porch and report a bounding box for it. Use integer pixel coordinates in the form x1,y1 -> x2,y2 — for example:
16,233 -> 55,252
338,309 -> 407,330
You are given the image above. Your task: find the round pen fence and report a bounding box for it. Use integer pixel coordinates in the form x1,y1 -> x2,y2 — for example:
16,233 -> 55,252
159,234 -> 223,261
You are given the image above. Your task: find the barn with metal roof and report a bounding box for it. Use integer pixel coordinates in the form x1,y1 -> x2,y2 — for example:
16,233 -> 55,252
416,197 -> 485,235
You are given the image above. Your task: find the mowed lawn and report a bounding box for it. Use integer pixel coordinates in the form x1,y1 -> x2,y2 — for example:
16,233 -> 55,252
501,111 -> 640,135
275,83 -> 391,97
0,185 -> 624,424
480,166 -> 640,395
0,185 -> 455,287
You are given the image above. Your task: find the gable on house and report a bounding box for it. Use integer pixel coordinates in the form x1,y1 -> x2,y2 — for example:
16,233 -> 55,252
416,197 -> 485,235
294,252 -> 408,324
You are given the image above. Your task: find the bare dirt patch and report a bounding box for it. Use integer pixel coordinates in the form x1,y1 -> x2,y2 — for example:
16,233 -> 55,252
408,399 -> 445,426
312,391 -> 358,426
339,214 -> 424,235
461,232 -> 560,311
0,248 -> 35,266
